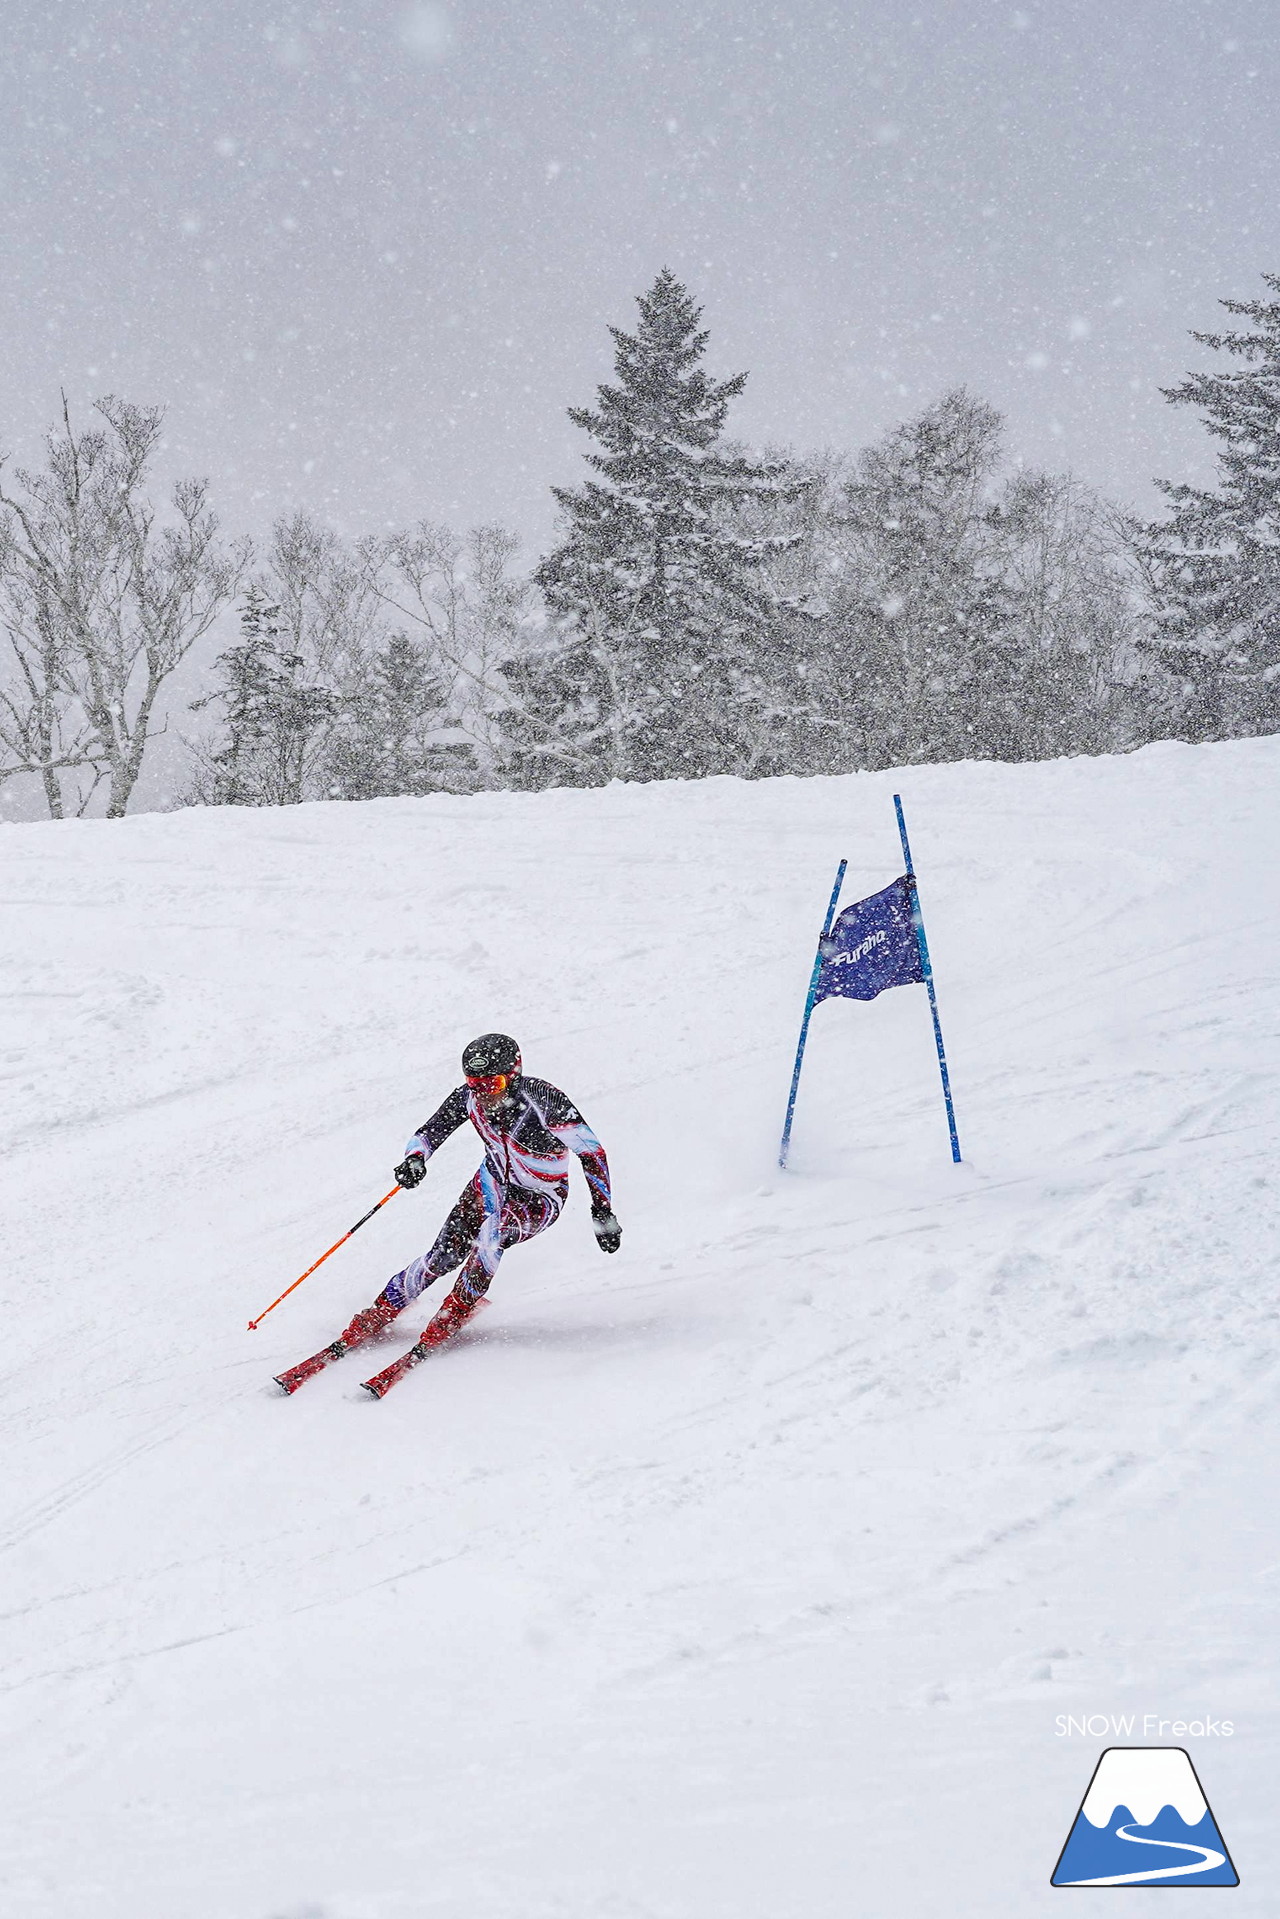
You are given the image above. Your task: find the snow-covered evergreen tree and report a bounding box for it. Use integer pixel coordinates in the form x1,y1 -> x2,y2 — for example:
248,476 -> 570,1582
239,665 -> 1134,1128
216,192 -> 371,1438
324,629 -> 465,799
1142,273 -> 1280,740
518,269 -> 808,785
189,586 -> 334,806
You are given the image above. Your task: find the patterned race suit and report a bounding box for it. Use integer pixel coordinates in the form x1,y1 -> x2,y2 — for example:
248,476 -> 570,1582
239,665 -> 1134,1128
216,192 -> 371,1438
382,1076 -> 612,1312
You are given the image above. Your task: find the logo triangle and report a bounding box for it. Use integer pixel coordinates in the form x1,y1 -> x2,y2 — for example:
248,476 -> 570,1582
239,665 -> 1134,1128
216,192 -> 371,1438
1052,1747 -> 1238,1887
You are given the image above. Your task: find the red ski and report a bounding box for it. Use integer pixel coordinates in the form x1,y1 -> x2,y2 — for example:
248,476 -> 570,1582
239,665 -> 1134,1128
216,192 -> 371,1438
361,1290 -> 485,1398
275,1298 -> 403,1395
275,1341 -> 346,1395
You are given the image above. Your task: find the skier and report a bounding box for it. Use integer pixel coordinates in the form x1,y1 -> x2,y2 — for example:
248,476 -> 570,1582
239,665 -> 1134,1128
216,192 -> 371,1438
276,1034 -> 620,1397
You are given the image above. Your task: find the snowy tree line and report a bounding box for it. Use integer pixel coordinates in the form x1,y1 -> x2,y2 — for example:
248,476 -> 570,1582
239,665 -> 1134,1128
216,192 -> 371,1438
1,268 -> 1277,817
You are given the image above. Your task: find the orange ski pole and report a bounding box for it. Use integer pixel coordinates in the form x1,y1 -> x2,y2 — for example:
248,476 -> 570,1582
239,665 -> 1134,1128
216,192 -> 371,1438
247,1186 -> 402,1330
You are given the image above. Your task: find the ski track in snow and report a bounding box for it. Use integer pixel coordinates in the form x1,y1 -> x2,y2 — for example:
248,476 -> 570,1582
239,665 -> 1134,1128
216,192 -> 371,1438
1,741 -> 1277,1917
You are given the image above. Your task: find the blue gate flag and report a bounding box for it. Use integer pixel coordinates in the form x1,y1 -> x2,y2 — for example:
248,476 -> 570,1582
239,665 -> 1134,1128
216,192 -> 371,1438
778,796 -> 961,1170
815,877 -> 923,1005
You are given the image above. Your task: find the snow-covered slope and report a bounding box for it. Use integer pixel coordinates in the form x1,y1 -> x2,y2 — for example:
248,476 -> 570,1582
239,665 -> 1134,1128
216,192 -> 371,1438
2,740 -> 1277,1918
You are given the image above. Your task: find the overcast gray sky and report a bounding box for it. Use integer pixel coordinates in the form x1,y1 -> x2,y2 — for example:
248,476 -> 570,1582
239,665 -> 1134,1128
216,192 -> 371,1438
3,0 -> 1277,556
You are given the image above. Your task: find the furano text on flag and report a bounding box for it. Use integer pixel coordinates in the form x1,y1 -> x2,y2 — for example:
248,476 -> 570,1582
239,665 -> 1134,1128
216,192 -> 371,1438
814,877 -> 923,1004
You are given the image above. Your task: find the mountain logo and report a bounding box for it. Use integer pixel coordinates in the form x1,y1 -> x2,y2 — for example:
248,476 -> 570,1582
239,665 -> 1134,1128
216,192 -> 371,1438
1051,1747 -> 1239,1887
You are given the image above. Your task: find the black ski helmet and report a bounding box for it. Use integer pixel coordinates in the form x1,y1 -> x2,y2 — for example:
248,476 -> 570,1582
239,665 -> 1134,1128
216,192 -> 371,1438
462,1032 -> 521,1078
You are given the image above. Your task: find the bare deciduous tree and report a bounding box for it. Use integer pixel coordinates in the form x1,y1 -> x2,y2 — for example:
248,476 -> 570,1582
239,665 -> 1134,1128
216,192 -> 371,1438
0,395 -> 245,817
375,520 -> 532,786
0,510 -> 103,816
752,400 -> 1156,774
992,471 -> 1152,758
268,511 -> 386,687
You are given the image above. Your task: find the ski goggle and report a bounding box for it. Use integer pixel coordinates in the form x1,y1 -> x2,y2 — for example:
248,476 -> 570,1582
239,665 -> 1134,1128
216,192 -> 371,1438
466,1072 -> 512,1097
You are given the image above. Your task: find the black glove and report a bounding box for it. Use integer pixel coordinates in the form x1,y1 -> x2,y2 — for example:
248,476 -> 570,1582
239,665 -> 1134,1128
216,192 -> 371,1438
592,1209 -> 622,1254
394,1151 -> 426,1190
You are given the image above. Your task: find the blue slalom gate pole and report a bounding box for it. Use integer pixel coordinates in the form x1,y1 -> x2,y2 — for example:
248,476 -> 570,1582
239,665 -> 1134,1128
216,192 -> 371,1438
893,794 -> 961,1163
779,857 -> 847,1169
